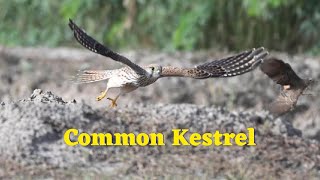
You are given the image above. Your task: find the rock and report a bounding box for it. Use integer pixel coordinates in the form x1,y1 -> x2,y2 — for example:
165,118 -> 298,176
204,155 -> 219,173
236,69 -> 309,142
29,89 -> 65,104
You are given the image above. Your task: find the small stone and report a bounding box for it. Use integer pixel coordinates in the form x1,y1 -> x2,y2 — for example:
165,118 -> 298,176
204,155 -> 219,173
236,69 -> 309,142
250,115 -> 264,124
30,89 -> 43,99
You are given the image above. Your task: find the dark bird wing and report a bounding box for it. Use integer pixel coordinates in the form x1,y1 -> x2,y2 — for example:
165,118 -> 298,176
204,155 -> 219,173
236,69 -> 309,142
268,90 -> 300,116
261,58 -> 311,115
68,19 -> 147,75
260,58 -> 303,86
160,47 -> 268,78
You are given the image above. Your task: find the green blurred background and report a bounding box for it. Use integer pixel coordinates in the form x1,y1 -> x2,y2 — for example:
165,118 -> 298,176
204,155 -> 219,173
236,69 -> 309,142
1,0 -> 320,54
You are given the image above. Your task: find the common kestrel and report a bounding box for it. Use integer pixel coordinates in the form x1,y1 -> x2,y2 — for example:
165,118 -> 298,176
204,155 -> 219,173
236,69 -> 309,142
69,19 -> 268,107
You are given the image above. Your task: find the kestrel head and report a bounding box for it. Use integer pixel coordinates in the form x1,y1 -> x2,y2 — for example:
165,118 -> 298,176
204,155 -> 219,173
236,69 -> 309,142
145,64 -> 162,79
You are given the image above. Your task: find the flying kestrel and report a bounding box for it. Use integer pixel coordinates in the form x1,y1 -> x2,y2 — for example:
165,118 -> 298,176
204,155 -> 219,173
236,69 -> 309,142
69,19 -> 268,107
260,58 -> 314,115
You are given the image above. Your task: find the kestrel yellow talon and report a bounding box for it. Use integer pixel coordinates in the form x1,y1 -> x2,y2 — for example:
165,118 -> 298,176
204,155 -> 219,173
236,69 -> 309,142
96,91 -> 107,101
107,97 -> 118,108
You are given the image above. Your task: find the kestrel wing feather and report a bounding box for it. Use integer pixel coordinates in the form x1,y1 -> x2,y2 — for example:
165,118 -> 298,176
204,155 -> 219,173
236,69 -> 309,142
68,19 -> 146,75
260,58 -> 303,86
161,47 -> 268,79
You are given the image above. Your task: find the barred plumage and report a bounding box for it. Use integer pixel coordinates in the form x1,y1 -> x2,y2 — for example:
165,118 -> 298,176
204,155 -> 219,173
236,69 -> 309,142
69,19 -> 146,75
73,70 -> 113,83
161,47 -> 268,79
68,19 -> 269,107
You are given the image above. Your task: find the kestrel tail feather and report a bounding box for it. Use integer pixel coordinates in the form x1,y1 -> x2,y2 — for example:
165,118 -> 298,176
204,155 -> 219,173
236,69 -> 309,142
73,70 -> 112,84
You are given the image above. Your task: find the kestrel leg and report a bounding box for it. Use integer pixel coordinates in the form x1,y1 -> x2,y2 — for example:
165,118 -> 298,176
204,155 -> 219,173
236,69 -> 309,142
107,94 -> 121,108
96,88 -> 108,101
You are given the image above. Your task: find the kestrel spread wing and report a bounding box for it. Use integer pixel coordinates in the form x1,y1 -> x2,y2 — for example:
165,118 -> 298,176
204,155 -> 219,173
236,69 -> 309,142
260,58 -> 313,115
160,47 -> 268,79
68,19 -> 147,75
68,18 -> 270,108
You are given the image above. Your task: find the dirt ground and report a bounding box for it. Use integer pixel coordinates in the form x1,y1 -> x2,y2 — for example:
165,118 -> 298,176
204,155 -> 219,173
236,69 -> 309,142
0,46 -> 319,179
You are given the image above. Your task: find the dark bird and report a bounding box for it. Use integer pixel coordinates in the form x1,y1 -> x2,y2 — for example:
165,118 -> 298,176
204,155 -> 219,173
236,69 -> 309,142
260,58 -> 314,115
